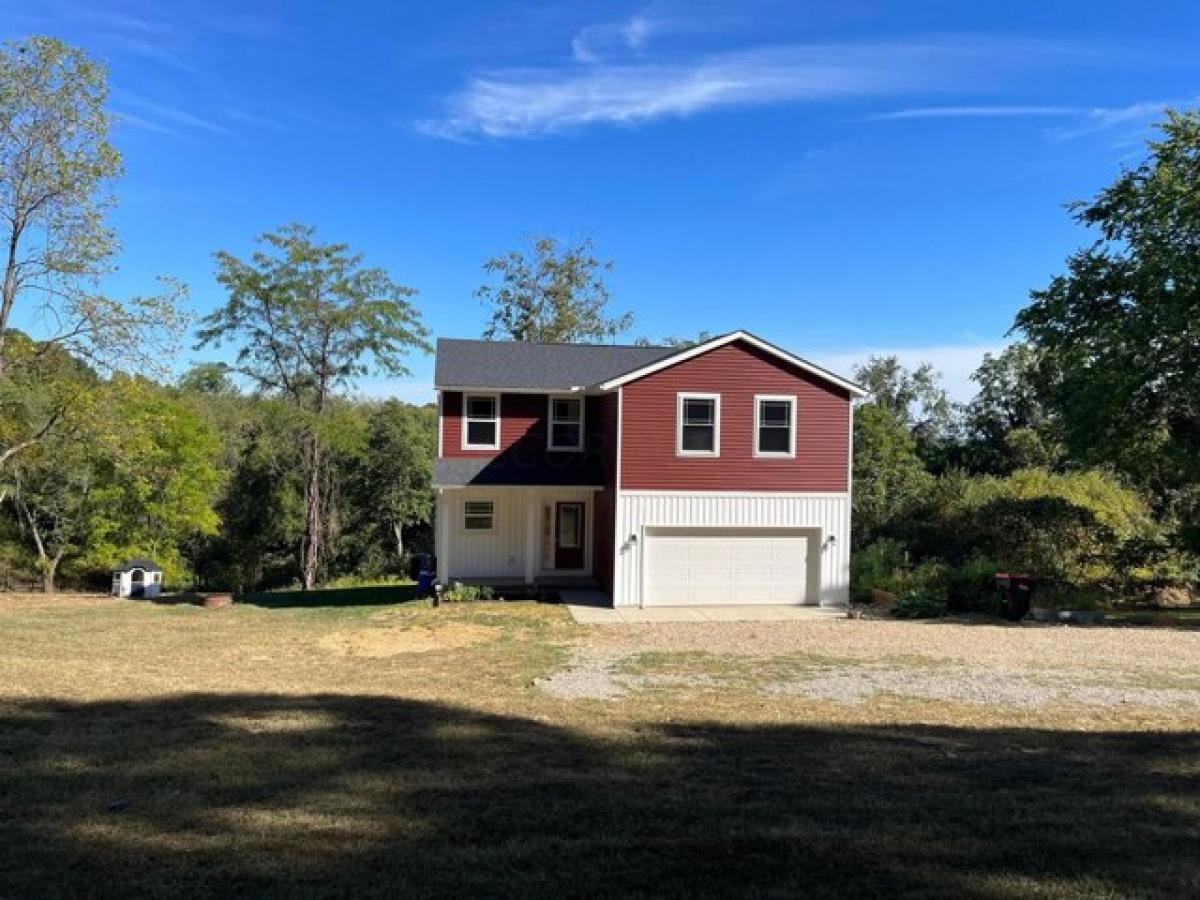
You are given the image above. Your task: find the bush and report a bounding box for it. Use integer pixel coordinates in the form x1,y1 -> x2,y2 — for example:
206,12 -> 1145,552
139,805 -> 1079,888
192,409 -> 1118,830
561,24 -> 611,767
851,539 -> 907,601
892,560 -> 950,619
945,556 -> 1000,613
910,467 -> 1157,585
893,590 -> 948,619
442,583 -> 494,603
904,559 -> 949,597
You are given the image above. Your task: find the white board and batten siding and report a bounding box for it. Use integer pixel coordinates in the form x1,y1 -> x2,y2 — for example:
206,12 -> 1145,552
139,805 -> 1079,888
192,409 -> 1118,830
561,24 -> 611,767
436,487 -> 597,583
438,490 -> 525,579
613,491 -> 851,608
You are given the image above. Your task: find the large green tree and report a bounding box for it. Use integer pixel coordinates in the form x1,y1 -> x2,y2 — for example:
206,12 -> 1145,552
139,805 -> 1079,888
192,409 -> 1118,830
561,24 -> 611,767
4,378 -> 221,591
1016,109 -> 1200,508
477,236 -> 631,342
349,400 -> 435,567
960,343 -> 1060,474
853,355 -> 956,470
0,36 -> 186,470
197,224 -> 428,589
852,403 -> 935,548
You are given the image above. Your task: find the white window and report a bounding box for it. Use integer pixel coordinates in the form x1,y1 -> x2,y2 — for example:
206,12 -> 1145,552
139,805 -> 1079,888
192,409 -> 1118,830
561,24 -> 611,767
755,395 -> 796,457
463,500 -> 495,531
676,393 -> 720,456
548,396 -> 584,451
462,394 -> 500,450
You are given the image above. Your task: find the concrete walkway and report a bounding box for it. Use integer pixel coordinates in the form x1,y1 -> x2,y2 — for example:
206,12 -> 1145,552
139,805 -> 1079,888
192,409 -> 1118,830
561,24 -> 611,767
563,597 -> 848,625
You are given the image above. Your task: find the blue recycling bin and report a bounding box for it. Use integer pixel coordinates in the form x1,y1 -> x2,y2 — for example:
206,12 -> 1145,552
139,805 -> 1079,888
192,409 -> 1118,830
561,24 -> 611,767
417,570 -> 436,598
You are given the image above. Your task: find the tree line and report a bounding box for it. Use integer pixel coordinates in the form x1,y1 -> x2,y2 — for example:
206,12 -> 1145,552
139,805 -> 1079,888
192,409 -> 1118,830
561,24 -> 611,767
2,36 -> 1198,603
850,111 -> 1200,611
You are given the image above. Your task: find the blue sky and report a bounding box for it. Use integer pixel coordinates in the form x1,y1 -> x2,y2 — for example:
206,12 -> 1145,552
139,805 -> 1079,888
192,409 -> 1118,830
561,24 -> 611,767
10,0 -> 1200,401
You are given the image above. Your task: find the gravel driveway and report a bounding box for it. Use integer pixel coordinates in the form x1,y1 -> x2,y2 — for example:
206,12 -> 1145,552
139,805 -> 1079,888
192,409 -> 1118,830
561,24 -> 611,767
538,618 -> 1200,719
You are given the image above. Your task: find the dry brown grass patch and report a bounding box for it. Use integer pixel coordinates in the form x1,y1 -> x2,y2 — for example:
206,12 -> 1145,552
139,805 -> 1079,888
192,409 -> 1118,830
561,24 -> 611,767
317,622 -> 500,657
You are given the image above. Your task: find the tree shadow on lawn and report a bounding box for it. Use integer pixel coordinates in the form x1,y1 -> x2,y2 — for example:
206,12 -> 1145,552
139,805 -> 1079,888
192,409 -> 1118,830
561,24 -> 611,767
1,694 -> 1197,899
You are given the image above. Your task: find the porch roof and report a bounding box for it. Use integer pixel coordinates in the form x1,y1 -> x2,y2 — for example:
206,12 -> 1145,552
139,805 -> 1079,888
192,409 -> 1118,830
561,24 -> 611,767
434,456 -> 605,487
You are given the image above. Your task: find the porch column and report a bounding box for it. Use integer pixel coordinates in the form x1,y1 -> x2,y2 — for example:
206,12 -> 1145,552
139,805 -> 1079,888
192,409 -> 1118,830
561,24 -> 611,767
435,490 -> 449,584
523,489 -> 539,584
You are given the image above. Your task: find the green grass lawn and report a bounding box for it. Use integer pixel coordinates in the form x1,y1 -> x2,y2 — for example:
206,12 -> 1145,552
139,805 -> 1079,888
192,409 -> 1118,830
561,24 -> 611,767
1,593 -> 1198,899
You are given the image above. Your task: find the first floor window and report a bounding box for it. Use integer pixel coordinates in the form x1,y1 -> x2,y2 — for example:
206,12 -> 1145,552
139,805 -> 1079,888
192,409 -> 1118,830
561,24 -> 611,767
678,394 -> 719,455
463,500 -> 495,531
463,394 -> 499,449
549,396 -> 584,450
756,396 -> 795,456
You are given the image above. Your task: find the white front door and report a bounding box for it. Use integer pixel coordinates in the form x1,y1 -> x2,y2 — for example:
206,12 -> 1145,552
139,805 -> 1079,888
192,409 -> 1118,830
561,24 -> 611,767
643,528 -> 816,606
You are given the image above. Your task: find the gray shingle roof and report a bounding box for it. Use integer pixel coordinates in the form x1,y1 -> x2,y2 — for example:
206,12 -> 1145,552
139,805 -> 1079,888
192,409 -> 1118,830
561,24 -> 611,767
435,338 -> 679,390
435,456 -> 605,487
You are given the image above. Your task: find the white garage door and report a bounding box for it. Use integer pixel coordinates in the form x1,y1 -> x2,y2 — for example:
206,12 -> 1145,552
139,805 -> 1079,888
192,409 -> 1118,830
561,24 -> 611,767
643,527 -> 818,606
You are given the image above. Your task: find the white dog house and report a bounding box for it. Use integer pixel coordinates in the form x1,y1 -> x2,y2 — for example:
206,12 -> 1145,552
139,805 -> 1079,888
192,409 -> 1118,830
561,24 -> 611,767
112,558 -> 163,599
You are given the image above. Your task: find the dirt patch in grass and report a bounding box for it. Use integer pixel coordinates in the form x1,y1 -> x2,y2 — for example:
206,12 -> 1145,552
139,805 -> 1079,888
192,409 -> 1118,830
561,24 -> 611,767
317,622 -> 498,657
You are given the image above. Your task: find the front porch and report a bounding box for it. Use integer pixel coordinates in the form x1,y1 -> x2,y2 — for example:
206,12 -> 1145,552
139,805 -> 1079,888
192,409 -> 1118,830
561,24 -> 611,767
435,485 -> 610,594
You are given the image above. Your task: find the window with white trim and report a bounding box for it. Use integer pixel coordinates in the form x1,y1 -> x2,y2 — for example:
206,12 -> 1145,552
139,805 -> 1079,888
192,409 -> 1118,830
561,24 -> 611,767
755,395 -> 796,457
462,394 -> 499,450
677,393 -> 720,456
463,500 -> 495,531
548,396 -> 584,451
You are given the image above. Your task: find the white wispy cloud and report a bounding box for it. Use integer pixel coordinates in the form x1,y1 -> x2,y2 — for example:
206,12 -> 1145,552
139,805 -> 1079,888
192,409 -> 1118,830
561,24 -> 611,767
572,14 -> 658,63
873,104 -> 1082,120
119,94 -> 234,135
110,108 -> 182,137
1051,99 -> 1183,142
419,36 -> 1085,140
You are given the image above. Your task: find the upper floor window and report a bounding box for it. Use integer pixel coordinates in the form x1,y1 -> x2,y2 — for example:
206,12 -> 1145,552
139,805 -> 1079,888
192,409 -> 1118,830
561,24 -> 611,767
548,396 -> 585,451
462,393 -> 500,450
677,393 -> 720,456
755,395 -> 796,457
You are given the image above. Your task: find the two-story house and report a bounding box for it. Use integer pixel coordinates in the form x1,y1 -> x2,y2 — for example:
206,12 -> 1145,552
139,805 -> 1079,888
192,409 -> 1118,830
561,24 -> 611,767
433,330 -> 865,608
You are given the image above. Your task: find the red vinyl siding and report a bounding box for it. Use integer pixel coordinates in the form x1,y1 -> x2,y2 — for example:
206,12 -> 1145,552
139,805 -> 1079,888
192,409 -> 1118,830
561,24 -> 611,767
441,391 -> 544,458
620,340 -> 851,491
440,392 -> 617,485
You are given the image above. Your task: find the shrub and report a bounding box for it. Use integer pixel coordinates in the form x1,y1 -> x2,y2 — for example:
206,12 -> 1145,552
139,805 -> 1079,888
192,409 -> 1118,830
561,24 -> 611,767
945,556 -> 1000,613
904,559 -> 949,597
911,467 -> 1157,585
892,560 -> 950,619
893,590 -> 948,619
850,539 -> 908,601
442,583 -> 494,603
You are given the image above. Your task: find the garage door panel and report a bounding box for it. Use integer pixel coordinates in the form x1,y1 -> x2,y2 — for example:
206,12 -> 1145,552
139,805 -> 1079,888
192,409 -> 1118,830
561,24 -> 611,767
644,528 -> 818,606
